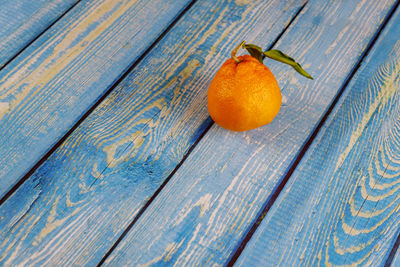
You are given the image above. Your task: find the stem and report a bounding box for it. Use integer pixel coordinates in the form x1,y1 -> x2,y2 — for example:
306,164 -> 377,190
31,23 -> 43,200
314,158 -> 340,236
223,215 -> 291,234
231,40 -> 245,63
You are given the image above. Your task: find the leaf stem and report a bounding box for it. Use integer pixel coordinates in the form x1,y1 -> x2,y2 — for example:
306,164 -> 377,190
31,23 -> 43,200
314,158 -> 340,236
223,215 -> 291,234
231,41 -> 246,63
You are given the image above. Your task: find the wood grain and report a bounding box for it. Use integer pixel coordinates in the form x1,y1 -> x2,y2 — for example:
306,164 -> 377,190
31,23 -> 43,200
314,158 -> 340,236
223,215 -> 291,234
235,5 -> 400,266
0,0 -> 304,265
0,0 -> 78,68
0,0 -> 193,199
102,1 -> 400,266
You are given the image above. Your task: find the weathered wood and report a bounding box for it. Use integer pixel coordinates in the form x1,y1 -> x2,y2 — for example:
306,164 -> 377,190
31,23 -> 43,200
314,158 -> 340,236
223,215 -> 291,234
0,0 -> 78,68
0,0 -> 304,265
235,5 -> 400,266
0,0 -> 193,199
102,1 -> 400,266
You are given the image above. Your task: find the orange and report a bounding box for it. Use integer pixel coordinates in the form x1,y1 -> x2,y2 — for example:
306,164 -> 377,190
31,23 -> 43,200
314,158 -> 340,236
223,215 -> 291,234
207,54 -> 281,132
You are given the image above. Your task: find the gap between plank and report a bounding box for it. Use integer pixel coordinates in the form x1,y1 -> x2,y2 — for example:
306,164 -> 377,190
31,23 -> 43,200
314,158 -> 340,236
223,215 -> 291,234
0,0 -> 82,73
96,120 -> 213,266
97,1 -> 308,265
0,0 -> 198,206
385,230 -> 400,266
0,0 -> 82,205
227,0 -> 400,266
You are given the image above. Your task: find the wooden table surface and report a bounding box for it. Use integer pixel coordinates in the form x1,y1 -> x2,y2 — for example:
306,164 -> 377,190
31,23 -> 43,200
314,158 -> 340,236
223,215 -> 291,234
1,0 -> 400,266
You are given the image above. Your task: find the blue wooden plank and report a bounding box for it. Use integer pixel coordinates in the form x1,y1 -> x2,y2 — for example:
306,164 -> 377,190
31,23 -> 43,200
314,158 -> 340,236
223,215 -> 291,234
102,1 -> 400,266
0,0 -> 78,68
0,0 -> 305,265
236,4 -> 400,266
0,0 -> 193,199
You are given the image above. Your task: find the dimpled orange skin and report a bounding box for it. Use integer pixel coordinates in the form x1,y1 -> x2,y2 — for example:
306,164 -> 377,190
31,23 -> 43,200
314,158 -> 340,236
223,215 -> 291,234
207,55 -> 281,131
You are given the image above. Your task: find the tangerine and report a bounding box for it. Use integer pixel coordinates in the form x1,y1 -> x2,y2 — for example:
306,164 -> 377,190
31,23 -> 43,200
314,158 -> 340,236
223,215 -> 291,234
207,54 -> 281,132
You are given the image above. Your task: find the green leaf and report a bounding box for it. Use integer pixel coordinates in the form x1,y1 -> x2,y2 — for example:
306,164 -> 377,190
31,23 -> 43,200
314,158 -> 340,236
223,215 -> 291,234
263,49 -> 313,79
243,44 -> 264,63
242,43 -> 314,79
